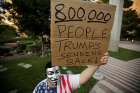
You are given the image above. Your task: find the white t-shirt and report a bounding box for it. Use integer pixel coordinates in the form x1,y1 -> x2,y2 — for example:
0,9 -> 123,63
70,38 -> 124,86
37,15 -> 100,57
33,74 -> 80,93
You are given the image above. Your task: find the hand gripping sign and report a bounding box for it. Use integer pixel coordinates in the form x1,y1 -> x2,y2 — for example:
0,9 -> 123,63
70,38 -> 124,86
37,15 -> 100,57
51,0 -> 116,66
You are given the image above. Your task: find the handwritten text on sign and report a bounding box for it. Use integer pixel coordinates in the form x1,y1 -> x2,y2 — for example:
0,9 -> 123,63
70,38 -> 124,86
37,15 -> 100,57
51,0 -> 116,66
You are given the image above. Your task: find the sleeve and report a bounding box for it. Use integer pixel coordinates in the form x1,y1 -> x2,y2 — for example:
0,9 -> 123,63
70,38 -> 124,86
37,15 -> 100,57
68,74 -> 80,90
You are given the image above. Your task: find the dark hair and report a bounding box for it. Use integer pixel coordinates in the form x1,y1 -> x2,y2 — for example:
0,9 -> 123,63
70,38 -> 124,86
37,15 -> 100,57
44,61 -> 52,77
45,61 -> 52,70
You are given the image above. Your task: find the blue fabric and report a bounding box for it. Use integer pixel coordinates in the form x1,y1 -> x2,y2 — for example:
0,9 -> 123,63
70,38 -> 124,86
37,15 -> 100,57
35,82 -> 57,93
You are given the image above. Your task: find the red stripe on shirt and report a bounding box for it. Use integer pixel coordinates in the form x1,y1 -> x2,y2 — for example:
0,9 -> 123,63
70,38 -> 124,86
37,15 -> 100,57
67,75 -> 72,93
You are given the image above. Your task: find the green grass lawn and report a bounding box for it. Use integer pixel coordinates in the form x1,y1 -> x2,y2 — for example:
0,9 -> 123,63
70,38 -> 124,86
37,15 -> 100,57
0,47 -> 140,93
109,47 -> 140,61
0,56 -> 49,93
0,56 -> 97,93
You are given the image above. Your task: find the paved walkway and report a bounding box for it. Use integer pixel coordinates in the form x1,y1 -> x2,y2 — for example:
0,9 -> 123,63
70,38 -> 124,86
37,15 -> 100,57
119,41 -> 140,52
90,41 -> 140,93
90,58 -> 140,93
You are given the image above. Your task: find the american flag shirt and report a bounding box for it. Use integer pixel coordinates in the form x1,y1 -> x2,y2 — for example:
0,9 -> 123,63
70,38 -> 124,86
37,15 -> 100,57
33,74 -> 80,93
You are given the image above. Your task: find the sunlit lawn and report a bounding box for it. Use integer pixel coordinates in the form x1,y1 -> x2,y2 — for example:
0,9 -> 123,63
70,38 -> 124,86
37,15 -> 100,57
109,47 -> 140,61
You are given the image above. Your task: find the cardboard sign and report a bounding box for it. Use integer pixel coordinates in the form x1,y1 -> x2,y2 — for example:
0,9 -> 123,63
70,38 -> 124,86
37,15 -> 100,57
51,0 -> 116,66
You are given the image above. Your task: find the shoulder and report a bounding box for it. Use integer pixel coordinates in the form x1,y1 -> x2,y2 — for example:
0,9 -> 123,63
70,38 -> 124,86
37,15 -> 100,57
37,79 -> 47,86
36,79 -> 47,88
65,74 -> 80,79
33,79 -> 47,92
68,74 -> 80,81
62,74 -> 80,78
61,74 -> 80,84
61,74 -> 80,90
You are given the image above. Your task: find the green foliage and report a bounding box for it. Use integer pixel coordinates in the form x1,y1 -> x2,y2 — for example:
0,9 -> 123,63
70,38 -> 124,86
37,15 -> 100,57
0,25 -> 17,43
123,9 -> 138,26
101,0 -> 133,7
121,9 -> 140,40
122,9 -> 138,31
15,37 -> 42,54
101,0 -> 109,3
123,0 -> 133,8
12,0 -> 50,36
25,40 -> 42,55
11,0 -> 51,56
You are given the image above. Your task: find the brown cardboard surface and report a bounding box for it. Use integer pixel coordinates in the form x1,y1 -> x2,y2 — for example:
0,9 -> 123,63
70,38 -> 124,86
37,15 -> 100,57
51,0 -> 116,66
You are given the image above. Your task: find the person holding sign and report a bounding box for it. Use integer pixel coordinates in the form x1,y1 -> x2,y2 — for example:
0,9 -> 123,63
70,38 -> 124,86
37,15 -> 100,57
33,52 -> 108,93
33,0 -> 116,92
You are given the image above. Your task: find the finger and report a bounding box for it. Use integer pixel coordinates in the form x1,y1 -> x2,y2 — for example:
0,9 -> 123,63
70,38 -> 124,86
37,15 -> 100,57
104,56 -> 109,60
100,57 -> 104,62
104,52 -> 109,56
103,59 -> 108,62
101,58 -> 108,63
102,56 -> 108,60
103,57 -> 108,62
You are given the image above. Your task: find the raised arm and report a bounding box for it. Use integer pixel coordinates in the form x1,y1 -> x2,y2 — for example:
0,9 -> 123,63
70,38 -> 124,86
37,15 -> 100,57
79,52 -> 109,85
